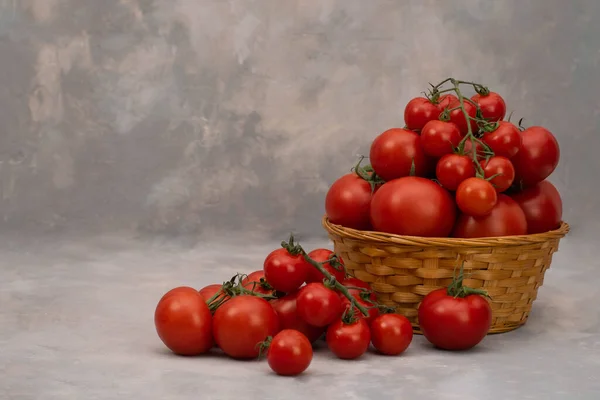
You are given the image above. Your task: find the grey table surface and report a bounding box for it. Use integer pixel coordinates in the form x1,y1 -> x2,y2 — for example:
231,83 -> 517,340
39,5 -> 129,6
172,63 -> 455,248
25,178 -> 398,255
1,231 -> 598,400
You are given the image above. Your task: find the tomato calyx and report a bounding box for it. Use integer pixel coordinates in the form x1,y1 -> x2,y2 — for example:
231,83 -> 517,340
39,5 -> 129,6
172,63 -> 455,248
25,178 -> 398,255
446,264 -> 491,299
206,274 -> 279,313
256,336 -> 272,359
341,305 -> 359,324
352,156 -> 386,192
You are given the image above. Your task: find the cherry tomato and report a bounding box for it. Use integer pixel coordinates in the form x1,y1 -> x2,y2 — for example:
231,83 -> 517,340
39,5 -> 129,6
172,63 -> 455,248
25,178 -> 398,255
471,91 -> 506,122
420,120 -> 462,158
341,277 -> 377,302
453,194 -> 528,238
437,94 -> 458,110
242,270 -> 274,295
154,287 -> 213,356
436,154 -> 476,191
463,139 -> 486,160
305,248 -> 346,284
370,313 -> 413,356
263,248 -> 309,293
448,99 -> 477,135
198,284 -> 228,303
369,128 -> 433,181
479,156 -> 515,193
266,329 -> 313,376
512,180 -> 563,234
271,292 -> 325,343
340,294 -> 379,326
418,288 -> 492,350
481,121 -> 522,158
325,172 -> 374,230
326,318 -> 371,359
404,97 -> 441,131
512,126 -> 560,187
296,283 -> 343,327
212,295 -> 279,359
456,177 -> 498,217
370,177 -> 457,237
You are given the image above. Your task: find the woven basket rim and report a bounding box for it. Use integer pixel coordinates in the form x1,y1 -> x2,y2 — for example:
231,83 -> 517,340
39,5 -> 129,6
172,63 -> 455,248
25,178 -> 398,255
322,216 -> 570,248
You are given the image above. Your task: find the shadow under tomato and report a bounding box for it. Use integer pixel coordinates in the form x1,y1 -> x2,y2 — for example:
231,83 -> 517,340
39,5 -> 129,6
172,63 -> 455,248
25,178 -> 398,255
420,341 -> 494,354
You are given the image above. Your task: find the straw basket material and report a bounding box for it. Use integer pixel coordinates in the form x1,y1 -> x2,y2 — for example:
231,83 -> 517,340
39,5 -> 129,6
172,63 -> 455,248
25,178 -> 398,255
322,216 -> 570,334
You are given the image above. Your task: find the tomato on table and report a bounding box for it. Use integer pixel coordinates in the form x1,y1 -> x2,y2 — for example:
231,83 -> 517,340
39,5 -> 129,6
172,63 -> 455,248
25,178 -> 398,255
512,180 -> 563,234
271,292 -> 325,343
420,120 -> 462,158
326,317 -> 371,359
296,283 -> 343,327
479,156 -> 515,193
305,248 -> 346,284
436,154 -> 476,191
456,177 -> 498,217
481,121 -> 521,158
370,313 -> 413,356
265,329 -> 313,376
453,194 -> 527,238
471,91 -> 506,122
263,248 -> 310,293
325,172 -> 374,230
404,97 -> 442,131
512,126 -> 560,187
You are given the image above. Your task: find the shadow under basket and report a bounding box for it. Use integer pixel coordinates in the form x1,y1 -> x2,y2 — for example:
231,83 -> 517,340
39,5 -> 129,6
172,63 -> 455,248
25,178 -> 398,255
322,216 -> 570,334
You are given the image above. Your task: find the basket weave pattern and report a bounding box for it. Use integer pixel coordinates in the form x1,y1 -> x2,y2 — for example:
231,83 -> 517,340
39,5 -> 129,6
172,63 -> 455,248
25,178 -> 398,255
322,216 -> 570,334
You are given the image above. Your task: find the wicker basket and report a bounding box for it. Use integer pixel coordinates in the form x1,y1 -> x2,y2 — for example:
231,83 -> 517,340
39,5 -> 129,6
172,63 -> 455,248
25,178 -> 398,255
322,216 -> 570,334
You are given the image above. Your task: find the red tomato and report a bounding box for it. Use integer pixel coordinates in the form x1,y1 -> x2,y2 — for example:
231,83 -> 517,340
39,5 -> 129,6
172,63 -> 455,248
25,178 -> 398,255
404,97 -> 441,131
326,318 -> 371,359
198,284 -> 228,303
370,177 -> 457,237
437,94 -> 458,110
471,91 -> 506,122
436,154 -> 476,191
481,121 -> 522,158
340,295 -> 379,326
241,270 -> 274,295
448,99 -> 477,135
263,248 -> 309,293
418,288 -> 492,350
296,283 -> 343,327
212,295 -> 279,359
453,194 -> 528,238
512,180 -> 563,234
369,128 -> 433,181
456,177 -> 498,217
463,139 -> 486,160
325,173 -> 373,230
305,248 -> 346,284
420,120 -> 462,158
341,278 -> 377,303
479,156 -> 515,193
370,314 -> 413,356
154,287 -> 213,356
271,292 -> 325,343
342,277 -> 371,291
512,126 -> 560,187
266,330 -> 313,376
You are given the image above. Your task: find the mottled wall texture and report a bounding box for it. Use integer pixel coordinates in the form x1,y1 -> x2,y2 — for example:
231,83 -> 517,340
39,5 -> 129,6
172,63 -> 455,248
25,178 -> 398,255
0,0 -> 599,239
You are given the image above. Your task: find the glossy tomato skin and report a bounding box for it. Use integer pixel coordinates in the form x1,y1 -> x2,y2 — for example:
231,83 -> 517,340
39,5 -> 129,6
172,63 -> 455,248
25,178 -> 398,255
482,121 -> 522,158
341,295 -> 379,326
453,194 -> 527,238
479,156 -> 515,193
326,318 -> 371,359
404,97 -> 441,131
155,287 -> 213,356
271,292 -> 325,343
212,296 -> 279,359
436,154 -> 476,191
370,177 -> 457,237
471,92 -> 506,122
370,128 -> 433,181
418,288 -> 492,350
420,120 -> 462,158
456,177 -> 498,217
342,278 -> 377,302
198,284 -> 228,303
242,270 -> 273,295
512,180 -> 563,234
263,248 -> 309,293
464,140 -> 486,160
448,99 -> 478,135
512,126 -> 560,187
370,314 -> 413,356
305,249 -> 346,284
297,283 -> 343,327
267,329 -> 313,376
437,94 -> 458,110
325,173 -> 373,230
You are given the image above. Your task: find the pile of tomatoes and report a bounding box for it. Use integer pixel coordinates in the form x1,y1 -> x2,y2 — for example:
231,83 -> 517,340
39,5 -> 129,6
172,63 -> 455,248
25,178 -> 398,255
325,78 -> 563,238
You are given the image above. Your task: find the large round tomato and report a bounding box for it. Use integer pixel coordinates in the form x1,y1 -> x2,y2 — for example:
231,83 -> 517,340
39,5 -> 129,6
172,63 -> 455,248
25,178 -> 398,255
267,329 -> 313,376
271,292 -> 325,343
154,287 -> 213,356
404,97 -> 441,131
481,121 -> 521,158
212,295 -> 279,359
452,194 -> 527,238
471,91 -> 506,122
456,177 -> 498,217
448,99 -> 477,135
326,318 -> 371,359
263,248 -> 309,293
512,126 -> 560,187
479,156 -> 515,193
436,154 -> 476,191
296,283 -> 343,327
241,270 -> 274,296
325,173 -> 373,230
418,288 -> 492,350
370,177 -> 457,237
420,120 -> 462,158
369,128 -> 432,181
370,313 -> 413,356
305,248 -> 346,284
512,180 -> 563,234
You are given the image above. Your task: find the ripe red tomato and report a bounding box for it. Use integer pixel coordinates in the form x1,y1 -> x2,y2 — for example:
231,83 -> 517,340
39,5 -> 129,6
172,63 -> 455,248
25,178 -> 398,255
512,180 -> 563,234
154,287 -> 213,356
263,248 -> 309,293
296,283 -> 343,327
340,295 -> 379,326
463,139 -> 486,160
471,91 -> 506,122
420,120 -> 462,158
418,288 -> 492,350
453,194 -> 527,238
271,292 -> 325,343
305,248 -> 346,284
341,277 -> 376,301
212,295 -> 279,359
481,121 -> 522,158
479,156 -> 515,193
266,330 -> 313,376
369,128 -> 433,181
437,93 -> 458,110
198,284 -> 228,303
325,172 -> 373,230
404,97 -> 441,131
448,99 -> 477,135
436,154 -> 476,191
370,177 -> 457,237
241,270 -> 274,295
456,177 -> 498,217
370,313 -> 413,356
512,126 -> 560,187
326,318 -> 371,359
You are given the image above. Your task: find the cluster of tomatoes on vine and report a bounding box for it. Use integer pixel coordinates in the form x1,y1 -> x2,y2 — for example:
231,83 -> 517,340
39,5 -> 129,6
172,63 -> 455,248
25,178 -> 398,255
326,78 -> 562,238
